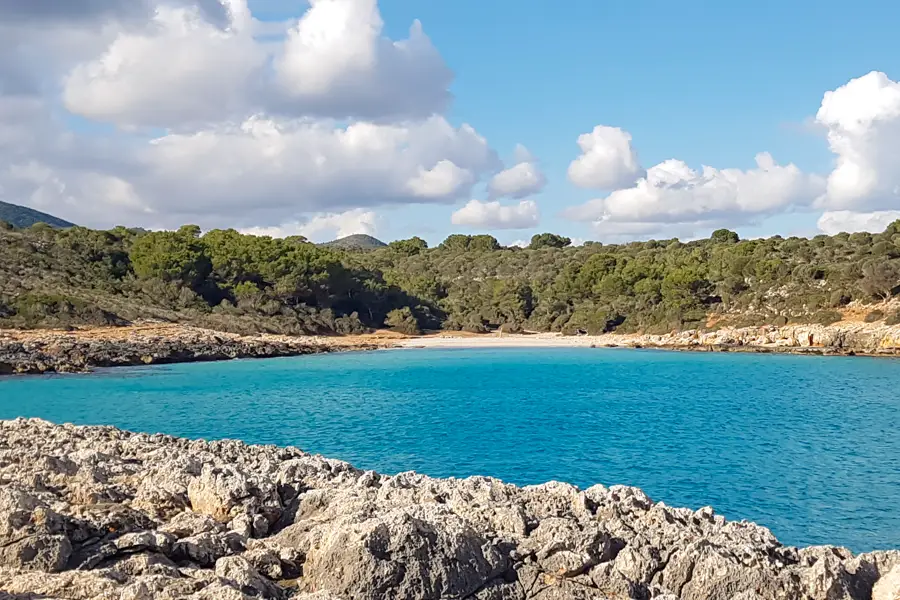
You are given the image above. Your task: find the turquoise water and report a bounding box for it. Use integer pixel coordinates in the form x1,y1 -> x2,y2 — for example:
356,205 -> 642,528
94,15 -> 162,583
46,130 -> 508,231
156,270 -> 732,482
2,348 -> 898,551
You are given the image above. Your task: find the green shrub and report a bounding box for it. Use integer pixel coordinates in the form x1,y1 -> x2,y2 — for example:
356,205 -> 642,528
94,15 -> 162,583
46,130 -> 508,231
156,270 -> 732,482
385,307 -> 421,335
886,310 -> 900,326
810,310 -> 842,326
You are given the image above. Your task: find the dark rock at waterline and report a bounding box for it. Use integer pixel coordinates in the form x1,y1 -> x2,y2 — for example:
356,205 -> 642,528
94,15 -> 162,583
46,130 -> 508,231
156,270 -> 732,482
0,419 -> 898,599
0,325 -> 380,375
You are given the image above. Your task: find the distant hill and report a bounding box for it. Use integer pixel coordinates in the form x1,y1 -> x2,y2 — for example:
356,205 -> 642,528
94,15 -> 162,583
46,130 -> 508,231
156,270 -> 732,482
0,201 -> 75,229
321,234 -> 388,251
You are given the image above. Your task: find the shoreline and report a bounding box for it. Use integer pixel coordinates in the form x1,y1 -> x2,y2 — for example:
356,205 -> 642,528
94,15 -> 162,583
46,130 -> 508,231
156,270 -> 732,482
394,323 -> 900,357
3,320 -> 900,375
1,418 -> 898,599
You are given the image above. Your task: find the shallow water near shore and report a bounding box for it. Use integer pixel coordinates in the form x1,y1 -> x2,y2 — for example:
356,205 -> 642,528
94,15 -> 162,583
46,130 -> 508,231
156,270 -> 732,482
2,347 -> 899,551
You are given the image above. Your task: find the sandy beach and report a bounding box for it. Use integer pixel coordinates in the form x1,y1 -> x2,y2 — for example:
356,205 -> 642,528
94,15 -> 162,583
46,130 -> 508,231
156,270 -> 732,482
395,332 -> 612,348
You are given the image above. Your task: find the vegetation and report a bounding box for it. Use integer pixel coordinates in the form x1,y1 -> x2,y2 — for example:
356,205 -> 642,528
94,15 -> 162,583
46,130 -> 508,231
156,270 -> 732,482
320,234 -> 387,251
0,201 -> 75,229
2,221 -> 900,335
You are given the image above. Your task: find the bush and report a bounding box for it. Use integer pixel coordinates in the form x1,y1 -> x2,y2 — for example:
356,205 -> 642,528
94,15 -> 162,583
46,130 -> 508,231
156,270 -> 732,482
886,310 -> 900,326
385,307 -> 421,335
864,310 -> 885,323
810,310 -> 842,326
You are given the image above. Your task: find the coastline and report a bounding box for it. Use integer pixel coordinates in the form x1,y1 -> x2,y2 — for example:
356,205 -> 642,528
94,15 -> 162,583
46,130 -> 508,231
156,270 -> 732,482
395,322 -> 900,357
4,320 -> 900,375
1,418 -> 898,599
0,323 -> 395,375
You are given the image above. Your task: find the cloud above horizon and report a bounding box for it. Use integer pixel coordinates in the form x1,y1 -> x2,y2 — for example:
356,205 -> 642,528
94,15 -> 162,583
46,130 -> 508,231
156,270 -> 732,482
563,71 -> 900,239
451,199 -> 540,230
1,0 -> 899,242
0,0 -> 512,233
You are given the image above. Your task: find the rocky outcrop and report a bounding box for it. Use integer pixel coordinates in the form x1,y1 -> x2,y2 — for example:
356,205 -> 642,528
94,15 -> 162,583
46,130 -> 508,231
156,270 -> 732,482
596,322 -> 900,356
0,325 -> 382,375
1,419 -> 897,599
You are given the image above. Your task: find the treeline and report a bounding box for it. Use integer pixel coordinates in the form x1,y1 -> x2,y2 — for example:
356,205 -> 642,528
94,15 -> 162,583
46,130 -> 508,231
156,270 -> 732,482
2,219 -> 900,334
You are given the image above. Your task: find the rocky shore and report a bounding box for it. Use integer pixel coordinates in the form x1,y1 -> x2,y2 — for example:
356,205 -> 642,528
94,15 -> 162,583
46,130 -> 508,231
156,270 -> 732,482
0,325 -> 388,375
397,322 -> 900,357
3,320 -> 900,376
598,322 -> 900,356
1,419 -> 898,600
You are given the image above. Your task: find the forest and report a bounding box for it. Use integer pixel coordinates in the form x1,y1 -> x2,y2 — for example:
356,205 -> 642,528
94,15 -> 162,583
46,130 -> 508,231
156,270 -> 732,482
1,218 -> 899,334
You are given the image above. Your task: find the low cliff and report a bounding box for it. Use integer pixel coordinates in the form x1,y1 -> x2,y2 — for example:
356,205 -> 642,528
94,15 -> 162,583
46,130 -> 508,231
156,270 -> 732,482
1,419 -> 898,600
595,322 -> 900,356
0,325 -> 384,374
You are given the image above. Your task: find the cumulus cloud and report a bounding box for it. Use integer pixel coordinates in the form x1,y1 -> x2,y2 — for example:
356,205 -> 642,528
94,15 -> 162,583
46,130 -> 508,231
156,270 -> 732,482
241,208 -> 379,242
0,0 -> 500,230
63,4 -> 264,128
568,126 -> 644,190
59,0 -> 453,128
0,0 -> 231,24
275,0 -> 452,119
567,153 -> 823,225
407,160 -> 476,199
814,71 -> 900,214
122,115 -> 497,229
488,146 -> 546,199
565,126 -> 825,239
817,210 -> 900,235
451,199 -> 539,230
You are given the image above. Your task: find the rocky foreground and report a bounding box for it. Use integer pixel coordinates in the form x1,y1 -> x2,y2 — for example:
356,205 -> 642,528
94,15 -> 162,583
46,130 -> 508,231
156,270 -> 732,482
1,420 -> 898,600
0,325 -> 387,375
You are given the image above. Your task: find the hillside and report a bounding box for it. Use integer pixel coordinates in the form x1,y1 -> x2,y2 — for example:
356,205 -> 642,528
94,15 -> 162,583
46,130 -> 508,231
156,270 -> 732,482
321,233 -> 387,251
0,201 -> 74,229
1,223 -> 899,335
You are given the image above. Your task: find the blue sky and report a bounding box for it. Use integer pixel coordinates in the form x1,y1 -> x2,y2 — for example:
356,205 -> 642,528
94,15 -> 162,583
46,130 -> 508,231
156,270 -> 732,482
2,0 -> 900,244
243,0 -> 900,244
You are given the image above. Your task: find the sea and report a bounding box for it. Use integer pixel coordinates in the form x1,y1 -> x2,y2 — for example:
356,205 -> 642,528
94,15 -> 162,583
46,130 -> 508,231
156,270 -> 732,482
2,347 -> 898,551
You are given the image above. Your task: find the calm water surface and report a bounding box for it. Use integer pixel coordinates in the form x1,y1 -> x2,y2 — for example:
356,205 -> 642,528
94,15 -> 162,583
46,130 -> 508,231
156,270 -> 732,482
2,348 -> 898,551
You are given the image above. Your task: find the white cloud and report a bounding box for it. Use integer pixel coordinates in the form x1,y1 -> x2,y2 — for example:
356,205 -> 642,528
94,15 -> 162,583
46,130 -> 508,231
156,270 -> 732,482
488,146 -> 546,199
58,0 -> 453,129
814,71 -> 900,212
817,210 -> 900,235
274,0 -> 451,120
406,160 -> 475,199
124,115 -> 496,229
241,208 -> 378,242
568,126 -> 644,190
565,152 -> 823,234
451,199 -> 539,230
63,4 -> 264,129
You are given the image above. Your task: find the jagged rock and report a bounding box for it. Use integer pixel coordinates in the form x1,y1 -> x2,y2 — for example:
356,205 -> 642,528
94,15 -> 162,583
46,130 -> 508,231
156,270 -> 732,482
0,418 -> 897,600
873,565 -> 900,600
215,555 -> 282,598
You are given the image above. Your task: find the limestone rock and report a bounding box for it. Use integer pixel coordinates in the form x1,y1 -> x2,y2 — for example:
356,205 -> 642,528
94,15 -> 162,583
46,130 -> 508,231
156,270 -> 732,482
873,565 -> 900,600
0,418 -> 897,600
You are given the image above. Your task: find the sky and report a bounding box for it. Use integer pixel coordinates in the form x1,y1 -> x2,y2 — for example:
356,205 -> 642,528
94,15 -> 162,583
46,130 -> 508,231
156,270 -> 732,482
1,0 -> 899,246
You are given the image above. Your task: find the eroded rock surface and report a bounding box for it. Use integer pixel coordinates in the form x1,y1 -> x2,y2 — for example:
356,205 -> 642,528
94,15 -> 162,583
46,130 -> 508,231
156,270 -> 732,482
0,419 -> 897,599
0,325 -> 382,374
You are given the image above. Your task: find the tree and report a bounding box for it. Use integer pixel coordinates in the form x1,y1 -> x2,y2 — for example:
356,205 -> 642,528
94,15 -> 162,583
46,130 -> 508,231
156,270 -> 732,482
530,233 -> 571,249
469,235 -> 501,252
385,307 -> 421,334
710,229 -> 740,244
439,234 -> 472,252
860,261 -> 900,300
389,236 -> 428,256
129,230 -> 212,288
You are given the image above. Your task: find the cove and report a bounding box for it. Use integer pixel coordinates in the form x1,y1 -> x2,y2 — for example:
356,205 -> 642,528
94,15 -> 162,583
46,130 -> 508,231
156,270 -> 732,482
3,347 -> 899,551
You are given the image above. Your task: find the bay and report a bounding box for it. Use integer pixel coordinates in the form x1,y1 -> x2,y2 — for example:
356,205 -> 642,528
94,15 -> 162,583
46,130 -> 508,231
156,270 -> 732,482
2,347 -> 898,551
